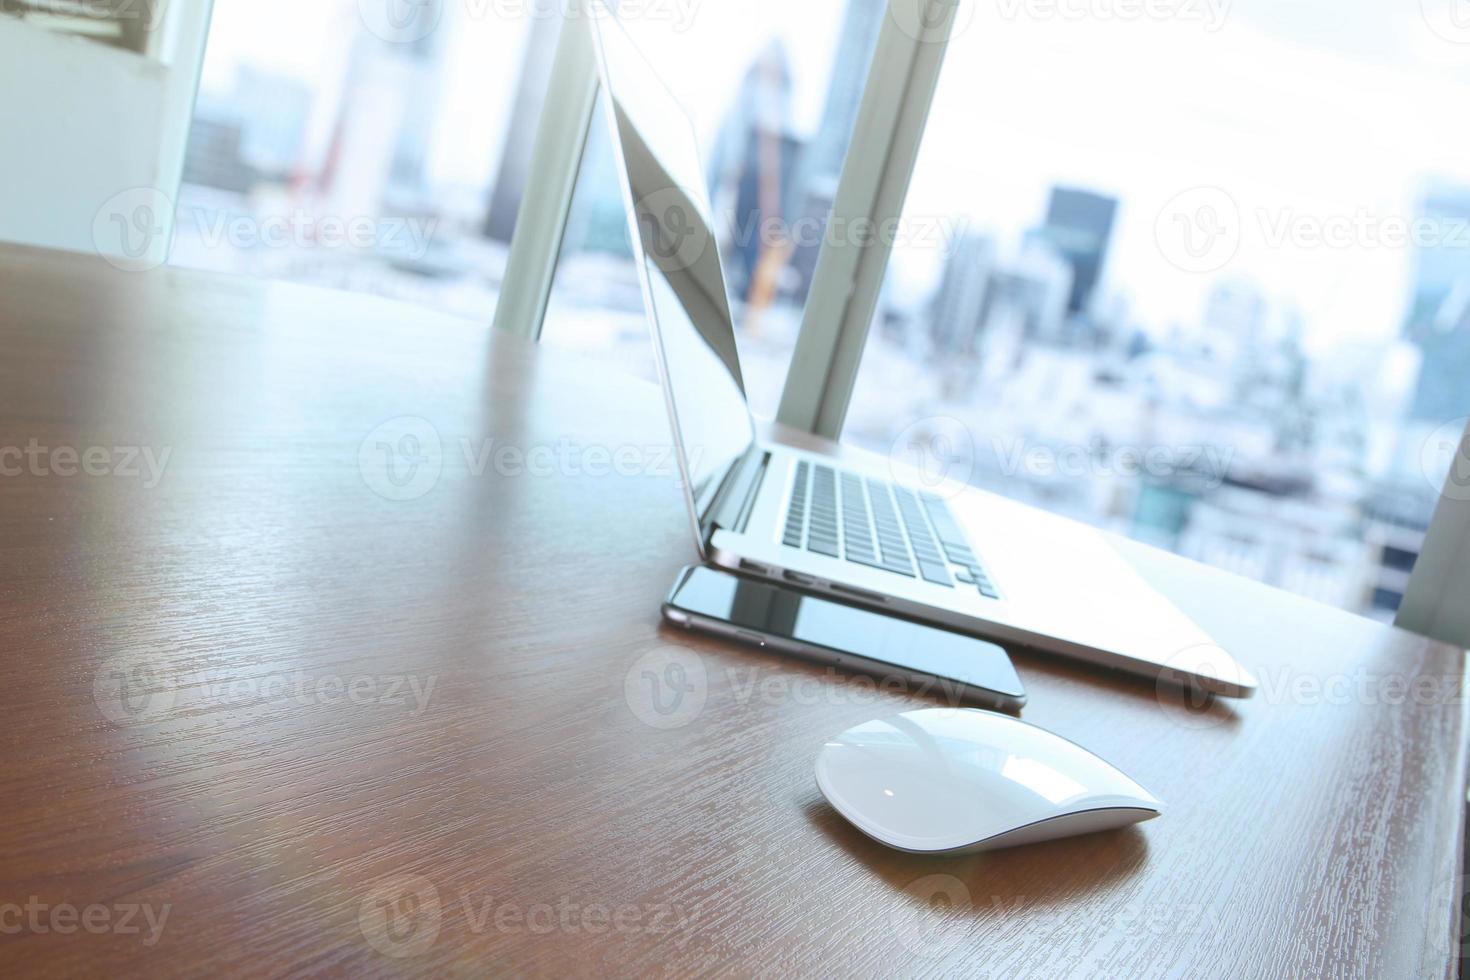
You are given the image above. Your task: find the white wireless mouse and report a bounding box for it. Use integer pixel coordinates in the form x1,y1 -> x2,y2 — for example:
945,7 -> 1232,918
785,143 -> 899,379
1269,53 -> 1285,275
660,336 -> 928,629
815,708 -> 1163,853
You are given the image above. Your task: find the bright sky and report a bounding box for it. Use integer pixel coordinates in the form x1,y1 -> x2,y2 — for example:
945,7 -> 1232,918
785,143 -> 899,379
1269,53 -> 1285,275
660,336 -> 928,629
890,0 -> 1470,350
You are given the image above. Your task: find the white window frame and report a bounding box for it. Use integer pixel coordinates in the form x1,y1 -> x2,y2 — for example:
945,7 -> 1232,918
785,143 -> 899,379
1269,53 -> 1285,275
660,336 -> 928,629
491,3 -> 605,340
1399,424 -> 1470,649
774,0 -> 958,438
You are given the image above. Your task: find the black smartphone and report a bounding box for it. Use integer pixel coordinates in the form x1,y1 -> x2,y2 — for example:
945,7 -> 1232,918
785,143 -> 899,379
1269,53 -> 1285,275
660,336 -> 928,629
662,565 -> 1027,711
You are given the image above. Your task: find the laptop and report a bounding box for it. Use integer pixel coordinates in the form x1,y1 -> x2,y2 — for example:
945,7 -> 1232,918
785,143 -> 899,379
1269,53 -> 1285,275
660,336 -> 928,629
588,7 -> 1256,699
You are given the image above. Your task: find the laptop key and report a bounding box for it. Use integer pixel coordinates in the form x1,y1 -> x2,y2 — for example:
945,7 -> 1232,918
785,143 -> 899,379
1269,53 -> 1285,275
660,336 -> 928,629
918,561 -> 953,587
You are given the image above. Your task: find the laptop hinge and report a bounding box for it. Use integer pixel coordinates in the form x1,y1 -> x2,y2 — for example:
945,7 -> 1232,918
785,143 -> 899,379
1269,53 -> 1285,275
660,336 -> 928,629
706,448 -> 768,537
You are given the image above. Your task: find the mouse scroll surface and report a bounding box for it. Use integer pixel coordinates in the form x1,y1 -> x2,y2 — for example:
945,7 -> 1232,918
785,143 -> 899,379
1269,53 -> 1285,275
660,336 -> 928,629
815,709 -> 1163,854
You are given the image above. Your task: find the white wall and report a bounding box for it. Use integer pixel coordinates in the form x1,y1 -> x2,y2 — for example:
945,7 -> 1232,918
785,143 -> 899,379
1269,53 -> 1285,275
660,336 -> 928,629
0,8 -> 212,269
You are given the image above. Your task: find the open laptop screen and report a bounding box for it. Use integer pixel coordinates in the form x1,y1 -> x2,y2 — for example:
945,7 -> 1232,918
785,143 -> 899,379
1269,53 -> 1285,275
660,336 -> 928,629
590,10 -> 758,518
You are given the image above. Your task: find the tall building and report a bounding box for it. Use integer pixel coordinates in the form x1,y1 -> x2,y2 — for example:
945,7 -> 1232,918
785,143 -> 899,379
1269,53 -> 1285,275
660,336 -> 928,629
706,41 -> 800,303
1032,187 -> 1118,317
787,0 -> 886,303
1200,277 -> 1267,376
928,233 -> 996,356
1404,181 -> 1470,422
483,16 -> 561,244
988,237 -> 1073,344
802,0 -> 885,183
385,1 -> 451,200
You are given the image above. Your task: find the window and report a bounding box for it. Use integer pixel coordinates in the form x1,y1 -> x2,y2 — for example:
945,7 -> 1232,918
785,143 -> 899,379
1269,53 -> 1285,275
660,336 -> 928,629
541,0 -> 885,415
171,0 -> 544,321
844,1 -> 1470,620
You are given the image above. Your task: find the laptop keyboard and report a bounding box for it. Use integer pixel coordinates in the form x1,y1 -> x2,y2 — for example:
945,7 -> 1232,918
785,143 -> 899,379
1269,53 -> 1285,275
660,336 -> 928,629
781,461 -> 1000,600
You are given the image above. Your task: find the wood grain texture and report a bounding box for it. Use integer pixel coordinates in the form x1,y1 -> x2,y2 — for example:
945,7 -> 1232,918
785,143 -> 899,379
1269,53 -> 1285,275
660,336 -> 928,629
0,242 -> 1466,978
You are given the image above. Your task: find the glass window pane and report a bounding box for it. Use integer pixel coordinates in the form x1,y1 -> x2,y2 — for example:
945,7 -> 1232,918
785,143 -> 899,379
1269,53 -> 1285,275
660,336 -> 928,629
171,0 -> 541,321
542,0 -> 886,418
846,2 -> 1470,620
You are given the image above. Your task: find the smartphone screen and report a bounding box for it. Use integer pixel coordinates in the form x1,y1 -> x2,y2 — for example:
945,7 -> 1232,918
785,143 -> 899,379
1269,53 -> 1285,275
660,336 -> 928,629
665,566 -> 1026,708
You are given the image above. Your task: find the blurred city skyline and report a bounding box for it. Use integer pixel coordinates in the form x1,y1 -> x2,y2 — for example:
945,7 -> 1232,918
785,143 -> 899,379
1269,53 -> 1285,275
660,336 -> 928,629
171,0 -> 1470,620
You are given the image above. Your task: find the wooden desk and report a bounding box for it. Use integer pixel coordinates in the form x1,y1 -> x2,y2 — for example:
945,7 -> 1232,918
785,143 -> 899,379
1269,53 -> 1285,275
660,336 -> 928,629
0,243 -> 1465,977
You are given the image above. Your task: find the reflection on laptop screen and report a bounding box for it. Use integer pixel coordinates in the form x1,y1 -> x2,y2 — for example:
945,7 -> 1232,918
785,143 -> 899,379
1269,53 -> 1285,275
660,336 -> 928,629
593,13 -> 758,510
